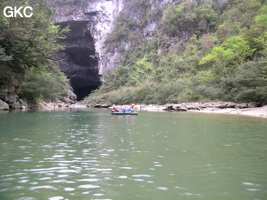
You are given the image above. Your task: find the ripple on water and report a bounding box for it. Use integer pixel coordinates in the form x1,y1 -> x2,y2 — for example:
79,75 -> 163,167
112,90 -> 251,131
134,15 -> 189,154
24,166 -> 68,173
52,155 -> 65,158
242,182 -> 262,192
78,184 -> 101,189
93,193 -> 105,197
49,179 -> 69,183
246,188 -> 261,192
29,185 -> 57,190
175,186 -> 187,190
119,167 -> 133,170
95,168 -> 112,172
76,178 -> 100,182
18,179 -> 29,183
48,196 -> 64,200
132,174 -> 152,178
242,182 -> 261,187
179,192 -> 202,197
157,187 -> 168,191
118,176 -> 128,179
64,187 -> 75,191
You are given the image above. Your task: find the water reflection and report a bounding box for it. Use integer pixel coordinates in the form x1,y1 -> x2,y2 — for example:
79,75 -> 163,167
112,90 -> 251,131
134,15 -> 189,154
0,110 -> 267,200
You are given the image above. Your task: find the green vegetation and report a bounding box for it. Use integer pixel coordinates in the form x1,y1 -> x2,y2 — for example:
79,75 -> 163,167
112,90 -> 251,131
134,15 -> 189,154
0,0 -> 71,104
85,0 -> 267,105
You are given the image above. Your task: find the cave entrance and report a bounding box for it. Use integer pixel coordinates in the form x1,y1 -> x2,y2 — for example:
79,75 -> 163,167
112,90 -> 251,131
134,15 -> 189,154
72,86 -> 100,101
56,21 -> 102,101
71,78 -> 101,101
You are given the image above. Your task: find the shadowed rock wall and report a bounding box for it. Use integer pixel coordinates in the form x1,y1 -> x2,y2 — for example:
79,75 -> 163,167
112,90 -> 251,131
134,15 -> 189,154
57,21 -> 101,100
52,0 -> 124,99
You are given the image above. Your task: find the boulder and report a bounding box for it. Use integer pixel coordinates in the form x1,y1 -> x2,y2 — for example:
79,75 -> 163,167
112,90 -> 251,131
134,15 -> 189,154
248,102 -> 259,108
93,104 -> 103,108
225,102 -> 236,108
175,104 -> 188,111
176,107 -> 187,111
235,103 -> 248,109
0,99 -> 9,110
93,104 -> 111,108
163,105 -> 175,111
30,104 -> 44,109
203,102 -> 236,109
184,103 -> 201,110
0,89 -> 28,110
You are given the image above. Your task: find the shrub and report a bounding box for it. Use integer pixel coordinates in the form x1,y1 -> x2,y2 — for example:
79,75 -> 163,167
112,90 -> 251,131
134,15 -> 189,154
18,66 -> 69,104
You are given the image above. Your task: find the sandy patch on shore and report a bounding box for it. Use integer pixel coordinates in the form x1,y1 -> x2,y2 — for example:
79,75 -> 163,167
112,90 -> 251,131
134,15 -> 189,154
187,106 -> 267,118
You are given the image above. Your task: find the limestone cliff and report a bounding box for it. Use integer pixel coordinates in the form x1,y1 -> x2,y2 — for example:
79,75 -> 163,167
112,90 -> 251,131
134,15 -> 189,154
52,0 -> 124,99
52,0 -> 228,100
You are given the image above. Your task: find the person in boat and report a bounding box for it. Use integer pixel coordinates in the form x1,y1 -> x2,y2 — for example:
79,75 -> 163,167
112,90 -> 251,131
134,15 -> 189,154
111,107 -> 118,112
112,105 -> 135,113
126,104 -> 135,112
131,104 -> 135,112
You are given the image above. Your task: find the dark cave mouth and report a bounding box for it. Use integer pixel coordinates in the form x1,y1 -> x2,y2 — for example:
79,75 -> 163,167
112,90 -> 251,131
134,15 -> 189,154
70,78 -> 101,101
56,20 -> 101,101
73,85 -> 100,101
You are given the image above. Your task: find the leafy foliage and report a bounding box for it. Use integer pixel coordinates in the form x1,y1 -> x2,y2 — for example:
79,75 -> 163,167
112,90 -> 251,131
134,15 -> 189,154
200,36 -> 256,77
18,65 -> 70,103
0,0 -> 71,104
85,0 -> 267,105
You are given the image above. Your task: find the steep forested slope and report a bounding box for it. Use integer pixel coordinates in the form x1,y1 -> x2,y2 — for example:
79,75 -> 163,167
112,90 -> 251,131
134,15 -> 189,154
85,0 -> 267,105
0,0 -> 71,108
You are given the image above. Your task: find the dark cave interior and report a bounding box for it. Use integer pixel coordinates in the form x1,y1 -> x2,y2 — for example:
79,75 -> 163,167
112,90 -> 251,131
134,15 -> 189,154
73,85 -> 100,101
57,21 -> 101,101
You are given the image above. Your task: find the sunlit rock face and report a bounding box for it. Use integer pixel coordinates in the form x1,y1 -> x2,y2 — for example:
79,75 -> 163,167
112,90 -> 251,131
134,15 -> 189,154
52,0 -> 124,99
86,0 -> 124,75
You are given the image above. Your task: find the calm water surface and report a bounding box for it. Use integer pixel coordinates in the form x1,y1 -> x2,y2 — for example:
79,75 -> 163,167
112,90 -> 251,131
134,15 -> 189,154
0,109 -> 266,200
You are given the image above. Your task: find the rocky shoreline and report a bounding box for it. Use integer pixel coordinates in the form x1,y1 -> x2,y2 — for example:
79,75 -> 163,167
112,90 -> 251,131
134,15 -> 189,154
92,102 -> 267,118
1,100 -> 266,118
0,100 -> 87,111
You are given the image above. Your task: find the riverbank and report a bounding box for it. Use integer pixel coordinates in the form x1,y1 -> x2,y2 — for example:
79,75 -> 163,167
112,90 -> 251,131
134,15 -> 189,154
1,100 -> 266,118
97,102 -> 267,118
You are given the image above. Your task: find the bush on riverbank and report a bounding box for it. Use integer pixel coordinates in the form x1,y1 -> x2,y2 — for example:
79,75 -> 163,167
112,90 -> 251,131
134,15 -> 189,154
86,57 -> 267,105
18,65 -> 71,104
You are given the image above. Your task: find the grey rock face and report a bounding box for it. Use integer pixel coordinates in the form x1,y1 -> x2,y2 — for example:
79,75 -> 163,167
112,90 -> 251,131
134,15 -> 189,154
52,0 -> 124,98
0,89 -> 28,110
0,99 -> 9,110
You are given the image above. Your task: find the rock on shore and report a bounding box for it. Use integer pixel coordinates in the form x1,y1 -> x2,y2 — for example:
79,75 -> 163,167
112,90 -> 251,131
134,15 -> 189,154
162,101 -> 259,111
30,102 -> 87,110
0,99 -> 9,110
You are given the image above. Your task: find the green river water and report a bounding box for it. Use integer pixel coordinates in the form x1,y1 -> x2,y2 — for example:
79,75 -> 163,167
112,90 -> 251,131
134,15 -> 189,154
0,109 -> 266,200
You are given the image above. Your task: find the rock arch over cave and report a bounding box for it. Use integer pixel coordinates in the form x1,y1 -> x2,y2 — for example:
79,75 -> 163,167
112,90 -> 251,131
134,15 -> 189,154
56,21 -> 101,100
